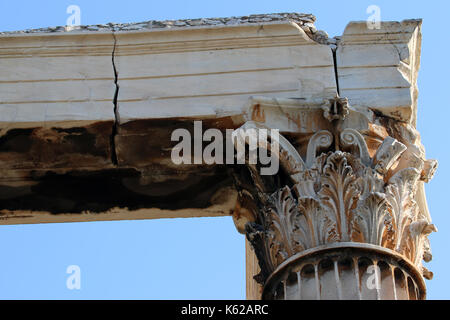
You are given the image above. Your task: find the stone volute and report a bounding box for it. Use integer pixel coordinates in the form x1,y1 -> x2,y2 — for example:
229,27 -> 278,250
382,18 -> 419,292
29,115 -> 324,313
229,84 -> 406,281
231,96 -> 437,300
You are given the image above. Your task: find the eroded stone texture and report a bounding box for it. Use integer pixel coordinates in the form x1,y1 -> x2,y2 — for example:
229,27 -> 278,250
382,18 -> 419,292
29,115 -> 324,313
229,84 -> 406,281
0,12 -> 437,300
113,20 -> 336,123
0,13 -> 338,224
0,32 -> 116,125
0,13 -> 318,34
232,97 -> 436,300
336,20 -> 422,124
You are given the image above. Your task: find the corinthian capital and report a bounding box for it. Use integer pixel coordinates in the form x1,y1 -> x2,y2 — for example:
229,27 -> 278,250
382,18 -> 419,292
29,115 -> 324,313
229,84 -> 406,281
232,96 -> 436,300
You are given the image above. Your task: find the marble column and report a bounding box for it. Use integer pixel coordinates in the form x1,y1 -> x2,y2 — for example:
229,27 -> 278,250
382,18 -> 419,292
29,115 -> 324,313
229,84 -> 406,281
232,96 -> 437,300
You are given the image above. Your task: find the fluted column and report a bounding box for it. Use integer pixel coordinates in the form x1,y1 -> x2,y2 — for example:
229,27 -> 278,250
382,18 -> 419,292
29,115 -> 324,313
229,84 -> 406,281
232,97 -> 437,300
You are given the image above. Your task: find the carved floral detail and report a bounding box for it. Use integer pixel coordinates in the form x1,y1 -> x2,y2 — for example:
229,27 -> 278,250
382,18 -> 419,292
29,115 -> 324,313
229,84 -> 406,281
238,123 -> 436,283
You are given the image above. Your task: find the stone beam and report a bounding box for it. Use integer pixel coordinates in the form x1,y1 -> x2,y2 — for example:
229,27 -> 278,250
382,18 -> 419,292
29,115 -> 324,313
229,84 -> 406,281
0,13 -> 336,224
336,20 -> 422,124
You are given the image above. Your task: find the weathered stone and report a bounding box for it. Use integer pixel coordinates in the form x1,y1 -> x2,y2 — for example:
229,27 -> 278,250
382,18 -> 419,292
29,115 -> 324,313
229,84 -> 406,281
0,12 -> 436,301
232,97 -> 436,300
336,20 -> 422,124
0,31 -> 116,127
113,22 -> 336,123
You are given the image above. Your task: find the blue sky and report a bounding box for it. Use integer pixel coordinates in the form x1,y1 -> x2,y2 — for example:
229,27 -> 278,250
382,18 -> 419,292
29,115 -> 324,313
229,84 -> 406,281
0,0 -> 449,299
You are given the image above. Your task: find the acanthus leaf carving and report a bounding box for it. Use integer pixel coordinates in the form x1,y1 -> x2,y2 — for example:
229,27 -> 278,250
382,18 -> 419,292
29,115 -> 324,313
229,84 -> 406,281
385,167 -> 421,253
264,186 -> 302,265
233,118 -> 436,286
318,152 -> 360,242
297,196 -> 339,250
352,192 -> 393,246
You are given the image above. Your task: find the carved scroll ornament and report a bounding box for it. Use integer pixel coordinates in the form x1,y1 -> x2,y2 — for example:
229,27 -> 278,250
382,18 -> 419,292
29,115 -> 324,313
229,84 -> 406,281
233,121 -> 436,291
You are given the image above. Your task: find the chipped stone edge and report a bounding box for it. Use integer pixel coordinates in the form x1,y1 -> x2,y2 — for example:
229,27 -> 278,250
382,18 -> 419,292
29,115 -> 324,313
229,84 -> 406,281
0,12 -> 316,34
